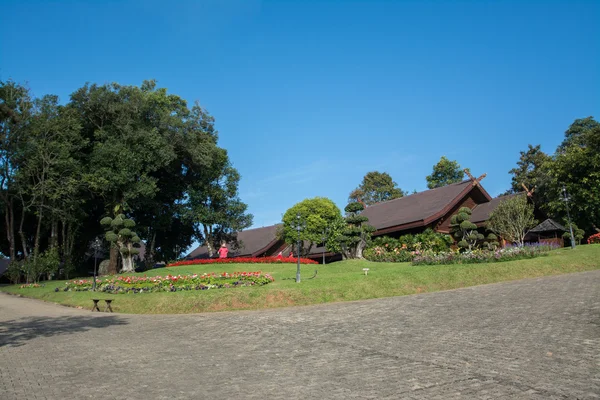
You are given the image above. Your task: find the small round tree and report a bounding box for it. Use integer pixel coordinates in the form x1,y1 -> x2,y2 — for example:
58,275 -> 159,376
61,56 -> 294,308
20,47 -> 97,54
101,214 -> 141,273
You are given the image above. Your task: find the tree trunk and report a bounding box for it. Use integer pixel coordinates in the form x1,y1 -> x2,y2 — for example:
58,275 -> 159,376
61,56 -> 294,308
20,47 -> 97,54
4,201 -> 16,260
122,245 -> 134,272
108,245 -> 119,275
33,205 -> 43,260
18,205 -> 29,259
50,219 -> 58,248
145,231 -> 156,268
203,225 -> 214,257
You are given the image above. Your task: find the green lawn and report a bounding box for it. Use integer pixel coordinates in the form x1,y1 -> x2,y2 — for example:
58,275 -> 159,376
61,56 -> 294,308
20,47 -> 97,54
3,244 -> 599,314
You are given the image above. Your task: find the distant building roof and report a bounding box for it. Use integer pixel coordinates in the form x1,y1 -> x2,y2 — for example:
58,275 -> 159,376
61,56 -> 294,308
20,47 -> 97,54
361,180 -> 491,232
529,218 -> 567,233
187,224 -> 283,259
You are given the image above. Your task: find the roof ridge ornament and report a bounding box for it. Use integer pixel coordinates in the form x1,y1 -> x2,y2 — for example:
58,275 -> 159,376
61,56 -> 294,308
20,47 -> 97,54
521,183 -> 535,198
463,169 -> 487,187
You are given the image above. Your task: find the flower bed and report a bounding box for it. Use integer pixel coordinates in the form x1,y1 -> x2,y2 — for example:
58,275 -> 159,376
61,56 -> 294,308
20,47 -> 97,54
57,272 -> 274,294
588,233 -> 600,244
412,243 -> 559,266
168,256 -> 318,267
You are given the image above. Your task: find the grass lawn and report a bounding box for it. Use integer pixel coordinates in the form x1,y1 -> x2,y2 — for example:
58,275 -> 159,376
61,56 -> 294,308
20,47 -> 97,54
2,244 -> 599,314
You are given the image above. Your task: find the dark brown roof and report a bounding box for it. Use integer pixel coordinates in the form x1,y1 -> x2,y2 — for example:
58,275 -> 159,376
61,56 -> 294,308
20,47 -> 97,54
530,218 -> 567,233
361,180 -> 490,231
187,224 -> 283,259
470,193 -> 519,224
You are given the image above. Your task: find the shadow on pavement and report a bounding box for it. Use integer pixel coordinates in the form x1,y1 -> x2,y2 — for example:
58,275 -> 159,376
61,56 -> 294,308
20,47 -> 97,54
0,315 -> 129,347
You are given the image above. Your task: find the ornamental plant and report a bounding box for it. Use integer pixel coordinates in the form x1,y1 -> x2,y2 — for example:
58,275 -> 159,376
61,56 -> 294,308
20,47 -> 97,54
411,243 -> 558,266
588,233 -> 600,244
168,256 -> 318,267
101,214 -> 141,273
58,272 -> 274,294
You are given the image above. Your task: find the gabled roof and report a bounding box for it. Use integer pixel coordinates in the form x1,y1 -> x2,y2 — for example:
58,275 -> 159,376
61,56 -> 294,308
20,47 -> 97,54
187,224 -> 283,259
470,193 -> 519,224
361,179 -> 491,232
530,218 -> 567,233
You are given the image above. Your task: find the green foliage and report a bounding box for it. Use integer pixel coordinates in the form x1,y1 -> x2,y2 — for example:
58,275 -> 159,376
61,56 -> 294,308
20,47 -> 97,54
506,117 -> 600,236
21,248 -> 61,283
562,223 -> 585,245
101,215 -> 141,272
507,144 -> 551,196
364,229 -> 453,262
487,195 -> 537,246
349,171 -> 406,205
338,201 -> 375,259
412,244 -> 558,266
281,197 -> 345,254
426,156 -> 465,189
450,207 -> 484,250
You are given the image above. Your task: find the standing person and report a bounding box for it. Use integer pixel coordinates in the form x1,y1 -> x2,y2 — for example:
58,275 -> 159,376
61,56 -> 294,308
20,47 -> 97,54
218,243 -> 228,258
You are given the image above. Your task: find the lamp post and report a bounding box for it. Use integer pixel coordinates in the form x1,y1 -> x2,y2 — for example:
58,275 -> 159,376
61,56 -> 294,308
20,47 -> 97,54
92,238 -> 102,291
562,187 -> 576,249
295,213 -> 305,283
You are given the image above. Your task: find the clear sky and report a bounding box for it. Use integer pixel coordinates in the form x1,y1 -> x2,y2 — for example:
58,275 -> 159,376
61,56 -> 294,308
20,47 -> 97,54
2,0 -> 599,229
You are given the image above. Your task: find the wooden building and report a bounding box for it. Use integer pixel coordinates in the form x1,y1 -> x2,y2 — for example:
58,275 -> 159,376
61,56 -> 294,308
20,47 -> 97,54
186,176 -> 516,262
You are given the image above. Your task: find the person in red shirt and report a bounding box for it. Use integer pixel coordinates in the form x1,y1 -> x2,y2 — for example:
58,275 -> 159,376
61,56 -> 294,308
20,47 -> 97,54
217,243 -> 228,258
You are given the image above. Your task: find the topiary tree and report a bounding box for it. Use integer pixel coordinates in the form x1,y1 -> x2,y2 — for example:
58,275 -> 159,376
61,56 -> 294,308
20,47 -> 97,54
100,214 -> 141,273
338,202 -> 376,259
450,207 -> 484,250
562,223 -> 585,245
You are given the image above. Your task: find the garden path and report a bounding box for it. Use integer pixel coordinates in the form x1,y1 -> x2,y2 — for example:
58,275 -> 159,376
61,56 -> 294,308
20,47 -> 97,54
1,271 -> 599,399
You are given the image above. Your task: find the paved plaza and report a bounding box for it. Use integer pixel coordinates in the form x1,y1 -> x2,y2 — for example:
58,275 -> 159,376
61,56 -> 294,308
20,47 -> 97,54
1,271 -> 599,399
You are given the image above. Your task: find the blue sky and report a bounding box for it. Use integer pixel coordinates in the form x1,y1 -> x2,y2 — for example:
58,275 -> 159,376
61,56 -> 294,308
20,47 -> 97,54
2,0 -> 599,230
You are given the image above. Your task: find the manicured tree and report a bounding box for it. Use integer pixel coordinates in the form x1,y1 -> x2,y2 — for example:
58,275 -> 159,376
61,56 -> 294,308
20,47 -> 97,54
449,207 -> 484,250
426,156 -> 465,189
281,197 -> 344,255
338,202 -> 376,259
101,214 -> 141,273
486,195 -> 537,247
562,223 -> 584,246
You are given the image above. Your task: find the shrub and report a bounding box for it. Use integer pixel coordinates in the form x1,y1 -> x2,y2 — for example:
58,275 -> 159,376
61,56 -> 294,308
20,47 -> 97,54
364,229 -> 452,262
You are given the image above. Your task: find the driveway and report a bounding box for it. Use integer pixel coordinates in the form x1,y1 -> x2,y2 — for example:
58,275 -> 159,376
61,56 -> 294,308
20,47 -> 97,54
1,271 -> 599,399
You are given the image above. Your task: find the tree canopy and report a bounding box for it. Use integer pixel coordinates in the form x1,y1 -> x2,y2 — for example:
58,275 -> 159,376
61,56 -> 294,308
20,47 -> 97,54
0,79 -> 251,275
281,197 -> 344,255
426,156 -> 465,189
506,117 -> 600,236
349,171 -> 406,205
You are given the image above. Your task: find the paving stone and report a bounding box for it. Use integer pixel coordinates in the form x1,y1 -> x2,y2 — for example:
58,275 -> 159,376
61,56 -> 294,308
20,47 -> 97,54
1,271 -> 599,399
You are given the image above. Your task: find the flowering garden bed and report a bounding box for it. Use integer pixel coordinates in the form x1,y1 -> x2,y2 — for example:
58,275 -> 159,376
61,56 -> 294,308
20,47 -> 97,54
412,243 -> 559,266
55,272 -> 274,294
168,256 -> 318,267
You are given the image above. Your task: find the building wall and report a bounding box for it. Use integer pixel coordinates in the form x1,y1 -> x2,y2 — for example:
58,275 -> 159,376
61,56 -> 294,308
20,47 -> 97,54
435,193 -> 479,233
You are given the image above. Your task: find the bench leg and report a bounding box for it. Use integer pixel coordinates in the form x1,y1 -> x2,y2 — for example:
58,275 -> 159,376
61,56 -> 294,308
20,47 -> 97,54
104,302 -> 113,313
92,301 -> 100,312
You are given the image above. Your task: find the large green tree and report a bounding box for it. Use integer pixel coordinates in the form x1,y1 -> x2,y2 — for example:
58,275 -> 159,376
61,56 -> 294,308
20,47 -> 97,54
349,171 -> 406,205
281,197 -> 344,255
544,117 -> 600,234
506,144 -> 552,208
0,79 -> 250,279
426,156 -> 465,189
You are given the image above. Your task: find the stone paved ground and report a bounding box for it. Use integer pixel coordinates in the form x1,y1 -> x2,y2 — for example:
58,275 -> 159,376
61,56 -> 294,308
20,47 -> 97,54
1,271 -> 599,400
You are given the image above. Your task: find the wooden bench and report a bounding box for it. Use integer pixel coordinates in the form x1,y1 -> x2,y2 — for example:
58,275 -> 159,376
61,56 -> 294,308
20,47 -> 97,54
92,299 -> 114,312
